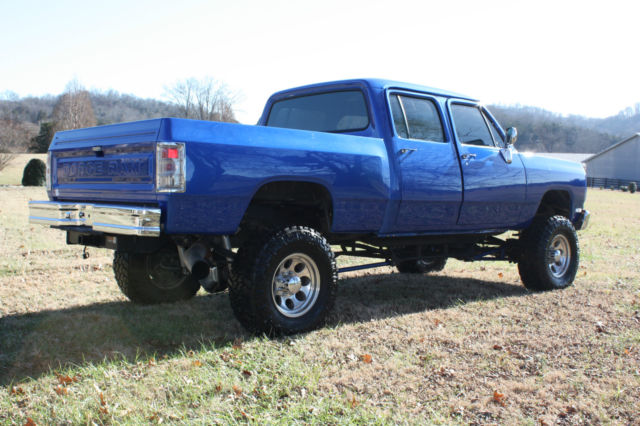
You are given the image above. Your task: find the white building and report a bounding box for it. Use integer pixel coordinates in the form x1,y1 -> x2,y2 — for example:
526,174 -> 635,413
584,133 -> 640,186
535,153 -> 593,163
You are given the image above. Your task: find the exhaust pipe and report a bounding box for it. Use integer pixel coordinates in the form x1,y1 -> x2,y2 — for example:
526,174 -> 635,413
178,243 -> 211,280
190,260 -> 211,281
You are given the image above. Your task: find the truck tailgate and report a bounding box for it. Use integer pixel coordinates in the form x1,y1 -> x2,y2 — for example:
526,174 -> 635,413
49,119 -> 162,203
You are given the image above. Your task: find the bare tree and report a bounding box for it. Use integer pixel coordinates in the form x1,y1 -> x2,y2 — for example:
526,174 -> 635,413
52,79 -> 97,132
0,118 -> 38,152
0,153 -> 14,172
165,77 -> 237,122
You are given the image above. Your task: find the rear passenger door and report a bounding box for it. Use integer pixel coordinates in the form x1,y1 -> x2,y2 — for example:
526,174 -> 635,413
388,92 -> 463,232
448,101 -> 526,228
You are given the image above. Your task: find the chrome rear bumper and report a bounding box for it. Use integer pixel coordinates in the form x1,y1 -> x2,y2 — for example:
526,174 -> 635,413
28,201 -> 161,236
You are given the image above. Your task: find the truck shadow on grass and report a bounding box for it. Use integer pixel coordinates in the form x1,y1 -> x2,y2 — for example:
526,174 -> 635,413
330,272 -> 528,324
0,273 -> 528,385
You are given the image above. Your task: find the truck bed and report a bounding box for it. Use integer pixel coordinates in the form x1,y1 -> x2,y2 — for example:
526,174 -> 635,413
49,118 -> 391,234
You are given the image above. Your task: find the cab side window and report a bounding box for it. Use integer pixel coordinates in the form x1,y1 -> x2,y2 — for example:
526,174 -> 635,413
389,95 -> 409,139
389,94 -> 445,142
451,104 -> 495,147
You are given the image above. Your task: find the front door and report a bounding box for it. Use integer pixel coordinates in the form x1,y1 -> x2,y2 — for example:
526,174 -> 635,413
449,102 -> 526,228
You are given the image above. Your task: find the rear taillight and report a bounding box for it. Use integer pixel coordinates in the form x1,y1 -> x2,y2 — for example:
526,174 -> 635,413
156,142 -> 186,192
46,151 -> 52,191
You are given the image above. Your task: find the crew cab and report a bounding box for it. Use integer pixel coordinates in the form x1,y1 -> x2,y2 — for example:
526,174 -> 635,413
29,79 -> 590,335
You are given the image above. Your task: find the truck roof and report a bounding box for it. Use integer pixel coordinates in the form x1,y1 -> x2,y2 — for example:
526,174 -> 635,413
269,78 -> 478,102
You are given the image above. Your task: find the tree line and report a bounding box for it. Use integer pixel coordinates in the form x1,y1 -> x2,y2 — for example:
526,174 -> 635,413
487,105 -> 621,154
0,77 -> 237,154
2,79 -> 639,155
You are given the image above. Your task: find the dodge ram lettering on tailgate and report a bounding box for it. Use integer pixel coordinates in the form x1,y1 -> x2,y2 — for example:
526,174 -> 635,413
29,79 -> 590,335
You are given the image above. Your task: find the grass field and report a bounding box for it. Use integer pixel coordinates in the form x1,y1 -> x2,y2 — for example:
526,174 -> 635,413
0,154 -> 47,186
1,158 -> 639,423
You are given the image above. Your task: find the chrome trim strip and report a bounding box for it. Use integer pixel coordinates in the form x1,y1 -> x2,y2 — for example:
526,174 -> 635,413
28,201 -> 161,237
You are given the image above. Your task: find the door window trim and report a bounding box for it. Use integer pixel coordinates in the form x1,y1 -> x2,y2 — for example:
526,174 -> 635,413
447,100 -> 500,150
386,90 -> 450,143
481,107 -> 506,148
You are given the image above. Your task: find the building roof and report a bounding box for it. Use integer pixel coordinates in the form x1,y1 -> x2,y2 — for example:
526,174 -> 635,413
584,133 -> 640,163
534,153 -> 594,163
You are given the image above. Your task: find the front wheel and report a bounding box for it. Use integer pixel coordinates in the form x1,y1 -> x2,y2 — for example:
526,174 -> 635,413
113,245 -> 200,304
228,226 -> 337,336
518,215 -> 579,291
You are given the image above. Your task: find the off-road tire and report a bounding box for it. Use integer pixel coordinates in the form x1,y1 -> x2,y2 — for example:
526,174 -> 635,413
396,257 -> 447,274
518,215 -> 579,291
113,245 -> 200,304
228,226 -> 337,336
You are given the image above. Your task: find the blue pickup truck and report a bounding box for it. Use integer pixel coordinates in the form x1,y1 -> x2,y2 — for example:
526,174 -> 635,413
29,79 -> 589,335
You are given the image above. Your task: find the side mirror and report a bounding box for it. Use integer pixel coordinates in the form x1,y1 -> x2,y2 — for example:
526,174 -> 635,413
505,127 -> 518,146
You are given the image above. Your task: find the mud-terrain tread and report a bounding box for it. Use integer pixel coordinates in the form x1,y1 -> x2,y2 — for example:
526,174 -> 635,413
228,226 -> 337,336
518,215 -> 579,291
227,232 -> 273,332
113,251 -> 138,301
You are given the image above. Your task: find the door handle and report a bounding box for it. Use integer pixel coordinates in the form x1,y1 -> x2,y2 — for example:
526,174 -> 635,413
460,153 -> 477,160
399,148 -> 417,155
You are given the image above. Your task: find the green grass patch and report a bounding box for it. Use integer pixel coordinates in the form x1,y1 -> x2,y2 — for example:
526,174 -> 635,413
1,188 -> 639,424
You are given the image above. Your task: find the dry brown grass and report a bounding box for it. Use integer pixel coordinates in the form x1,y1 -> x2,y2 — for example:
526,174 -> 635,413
0,154 -> 15,174
1,187 -> 639,424
0,154 -> 47,185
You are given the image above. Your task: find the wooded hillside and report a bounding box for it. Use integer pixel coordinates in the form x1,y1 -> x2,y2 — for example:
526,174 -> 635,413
0,91 -> 180,153
1,89 -> 639,154
0,78 -> 236,154
487,105 -> 621,153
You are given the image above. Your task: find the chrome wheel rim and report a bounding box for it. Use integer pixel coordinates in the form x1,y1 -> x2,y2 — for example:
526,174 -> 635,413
272,253 -> 320,318
547,234 -> 571,278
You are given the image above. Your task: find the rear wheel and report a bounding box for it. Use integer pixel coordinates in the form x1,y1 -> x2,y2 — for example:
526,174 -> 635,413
396,257 -> 447,274
113,245 -> 200,304
518,215 -> 579,291
228,226 -> 337,336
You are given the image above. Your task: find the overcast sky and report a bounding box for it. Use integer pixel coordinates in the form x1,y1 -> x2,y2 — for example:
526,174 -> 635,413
1,0 -> 638,124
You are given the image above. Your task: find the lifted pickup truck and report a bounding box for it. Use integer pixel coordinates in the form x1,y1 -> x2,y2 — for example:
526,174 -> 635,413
29,79 -> 589,335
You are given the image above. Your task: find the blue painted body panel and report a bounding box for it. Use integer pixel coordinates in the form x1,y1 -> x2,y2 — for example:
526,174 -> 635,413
518,153 -> 587,224
46,78 -> 587,237
455,146 -> 528,227
383,92 -> 462,232
157,118 -> 390,234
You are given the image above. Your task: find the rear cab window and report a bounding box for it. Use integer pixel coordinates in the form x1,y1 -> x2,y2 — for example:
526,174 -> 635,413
266,90 -> 370,133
